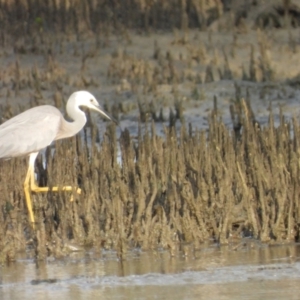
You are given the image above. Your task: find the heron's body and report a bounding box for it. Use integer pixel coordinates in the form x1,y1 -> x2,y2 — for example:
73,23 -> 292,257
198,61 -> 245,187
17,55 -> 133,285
0,106 -> 62,158
0,91 -> 112,228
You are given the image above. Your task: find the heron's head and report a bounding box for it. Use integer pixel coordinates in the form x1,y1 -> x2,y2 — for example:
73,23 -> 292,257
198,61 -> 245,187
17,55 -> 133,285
69,91 -> 113,122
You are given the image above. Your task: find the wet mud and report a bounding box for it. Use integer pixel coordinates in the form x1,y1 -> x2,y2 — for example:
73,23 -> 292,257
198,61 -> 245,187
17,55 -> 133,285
1,243 -> 300,300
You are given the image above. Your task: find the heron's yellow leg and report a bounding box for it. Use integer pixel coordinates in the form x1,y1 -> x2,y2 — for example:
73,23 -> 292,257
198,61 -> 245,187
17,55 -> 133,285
28,154 -> 81,198
30,181 -> 81,199
23,157 -> 36,227
24,152 -> 81,228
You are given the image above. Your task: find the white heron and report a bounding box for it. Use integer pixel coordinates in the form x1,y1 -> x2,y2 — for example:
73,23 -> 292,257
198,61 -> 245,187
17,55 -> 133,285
0,91 -> 113,228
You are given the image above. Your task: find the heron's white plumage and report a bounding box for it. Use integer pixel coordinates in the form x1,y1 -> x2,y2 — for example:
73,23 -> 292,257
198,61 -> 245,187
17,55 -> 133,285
0,106 -> 61,158
0,91 -> 111,159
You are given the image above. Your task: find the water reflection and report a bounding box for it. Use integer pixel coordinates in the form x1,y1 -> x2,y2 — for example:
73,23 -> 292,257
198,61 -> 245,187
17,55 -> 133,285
1,243 -> 300,300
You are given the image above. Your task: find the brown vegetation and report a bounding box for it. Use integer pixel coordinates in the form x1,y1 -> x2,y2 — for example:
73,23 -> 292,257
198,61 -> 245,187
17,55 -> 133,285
1,97 -> 300,261
1,0 -> 299,37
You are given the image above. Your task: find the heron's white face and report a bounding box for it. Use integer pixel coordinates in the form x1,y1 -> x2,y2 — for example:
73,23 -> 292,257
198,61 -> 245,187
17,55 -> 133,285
87,97 -> 100,110
73,91 -> 112,121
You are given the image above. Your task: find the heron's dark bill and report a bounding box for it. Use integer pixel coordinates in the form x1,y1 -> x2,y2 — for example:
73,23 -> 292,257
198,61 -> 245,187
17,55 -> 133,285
95,107 -> 118,125
105,114 -> 119,126
105,113 -> 122,131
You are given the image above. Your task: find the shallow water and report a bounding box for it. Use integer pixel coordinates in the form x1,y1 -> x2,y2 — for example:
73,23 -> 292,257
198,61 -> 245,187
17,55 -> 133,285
1,243 -> 300,300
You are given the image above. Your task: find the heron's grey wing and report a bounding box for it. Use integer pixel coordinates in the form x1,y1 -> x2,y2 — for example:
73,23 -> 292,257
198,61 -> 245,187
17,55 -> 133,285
0,106 -> 62,158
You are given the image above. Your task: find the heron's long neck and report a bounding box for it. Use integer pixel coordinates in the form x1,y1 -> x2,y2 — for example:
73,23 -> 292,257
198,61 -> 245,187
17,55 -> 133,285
56,105 -> 87,140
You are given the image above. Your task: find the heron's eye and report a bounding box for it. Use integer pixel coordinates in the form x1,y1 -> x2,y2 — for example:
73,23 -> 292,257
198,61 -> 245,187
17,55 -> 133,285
90,99 -> 93,103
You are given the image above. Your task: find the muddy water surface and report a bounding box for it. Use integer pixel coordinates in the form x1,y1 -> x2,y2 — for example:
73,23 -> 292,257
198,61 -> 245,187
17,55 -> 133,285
1,243 -> 300,300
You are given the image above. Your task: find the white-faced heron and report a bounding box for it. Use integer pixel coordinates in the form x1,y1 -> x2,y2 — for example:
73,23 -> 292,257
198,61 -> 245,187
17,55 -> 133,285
0,91 -> 113,228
